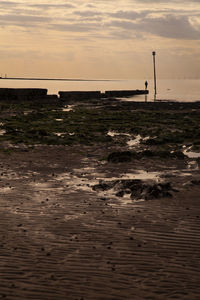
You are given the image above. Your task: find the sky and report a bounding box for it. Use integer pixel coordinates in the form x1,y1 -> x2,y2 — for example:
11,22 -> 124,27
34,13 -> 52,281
1,0 -> 200,79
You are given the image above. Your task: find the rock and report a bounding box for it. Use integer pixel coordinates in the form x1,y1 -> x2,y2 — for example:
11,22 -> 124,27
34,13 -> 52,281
114,179 -> 142,190
144,183 -> 173,200
115,190 -> 124,197
130,189 -> 144,200
92,182 -> 112,191
92,179 -> 175,200
191,179 -> 200,185
107,151 -> 133,163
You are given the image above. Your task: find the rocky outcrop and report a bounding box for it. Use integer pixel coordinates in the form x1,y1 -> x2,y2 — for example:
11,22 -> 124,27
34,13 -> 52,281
107,151 -> 133,163
92,179 -> 175,200
107,150 -> 186,163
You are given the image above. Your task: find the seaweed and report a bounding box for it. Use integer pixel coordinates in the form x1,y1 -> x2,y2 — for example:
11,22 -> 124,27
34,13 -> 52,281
107,149 -> 186,162
0,100 -> 200,150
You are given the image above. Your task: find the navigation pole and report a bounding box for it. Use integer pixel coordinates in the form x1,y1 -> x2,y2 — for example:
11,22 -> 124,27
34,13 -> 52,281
152,51 -> 157,100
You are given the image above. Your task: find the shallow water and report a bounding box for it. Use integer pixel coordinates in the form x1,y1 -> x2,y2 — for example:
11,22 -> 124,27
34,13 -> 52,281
184,150 -> 200,158
187,161 -> 199,170
127,135 -> 150,148
62,105 -> 75,112
183,145 -> 200,158
120,171 -> 162,181
0,129 -> 6,135
24,110 -> 33,116
54,132 -> 64,137
107,130 -> 130,137
127,135 -> 141,147
0,186 -> 14,193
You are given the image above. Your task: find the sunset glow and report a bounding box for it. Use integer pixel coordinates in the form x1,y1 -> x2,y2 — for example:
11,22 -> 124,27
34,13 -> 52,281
1,0 -> 200,79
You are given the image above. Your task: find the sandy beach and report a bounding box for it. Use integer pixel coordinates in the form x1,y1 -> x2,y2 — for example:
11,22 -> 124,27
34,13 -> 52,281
0,98 -> 200,299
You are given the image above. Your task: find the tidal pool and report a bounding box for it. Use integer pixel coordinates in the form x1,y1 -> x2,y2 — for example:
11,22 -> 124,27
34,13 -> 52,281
54,133 -> 64,137
183,146 -> 200,158
0,129 -> 6,135
62,105 -> 75,112
127,135 -> 150,148
107,130 -> 130,137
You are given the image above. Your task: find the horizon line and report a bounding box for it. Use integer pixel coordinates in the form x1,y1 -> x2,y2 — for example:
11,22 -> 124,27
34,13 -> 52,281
0,77 -> 122,82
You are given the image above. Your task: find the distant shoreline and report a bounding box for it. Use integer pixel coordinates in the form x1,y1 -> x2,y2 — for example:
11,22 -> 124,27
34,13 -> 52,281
0,77 -> 117,82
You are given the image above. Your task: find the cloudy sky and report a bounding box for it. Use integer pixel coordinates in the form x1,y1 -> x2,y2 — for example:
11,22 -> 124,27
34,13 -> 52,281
1,0 -> 200,79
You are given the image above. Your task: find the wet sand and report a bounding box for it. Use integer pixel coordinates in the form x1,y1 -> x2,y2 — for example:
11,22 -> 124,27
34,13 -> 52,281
0,141 -> 200,300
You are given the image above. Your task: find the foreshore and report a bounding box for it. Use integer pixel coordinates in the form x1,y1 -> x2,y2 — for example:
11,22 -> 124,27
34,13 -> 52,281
0,97 -> 200,299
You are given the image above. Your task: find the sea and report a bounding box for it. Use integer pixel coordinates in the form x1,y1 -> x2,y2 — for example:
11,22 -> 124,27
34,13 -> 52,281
0,78 -> 200,102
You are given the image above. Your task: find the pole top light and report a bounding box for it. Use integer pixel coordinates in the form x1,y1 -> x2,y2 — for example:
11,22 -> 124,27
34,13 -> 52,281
152,51 -> 156,56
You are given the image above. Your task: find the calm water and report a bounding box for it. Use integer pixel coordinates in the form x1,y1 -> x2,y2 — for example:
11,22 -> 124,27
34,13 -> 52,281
0,78 -> 200,102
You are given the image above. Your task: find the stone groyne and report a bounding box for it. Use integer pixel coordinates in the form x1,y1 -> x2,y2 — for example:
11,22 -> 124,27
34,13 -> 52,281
104,89 -> 148,98
59,90 -> 148,101
0,88 -> 48,101
58,91 -> 102,100
0,88 -> 148,101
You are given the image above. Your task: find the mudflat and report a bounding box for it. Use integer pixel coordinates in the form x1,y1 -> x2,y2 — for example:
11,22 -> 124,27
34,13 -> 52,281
0,98 -> 200,300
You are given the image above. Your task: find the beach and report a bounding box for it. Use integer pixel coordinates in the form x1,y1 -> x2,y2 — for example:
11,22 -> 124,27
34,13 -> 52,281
0,97 -> 200,299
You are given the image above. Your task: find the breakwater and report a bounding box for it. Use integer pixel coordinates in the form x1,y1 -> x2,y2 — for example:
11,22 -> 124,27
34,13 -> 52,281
59,90 -> 148,100
58,91 -> 102,100
0,88 -> 48,101
0,88 -> 148,101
